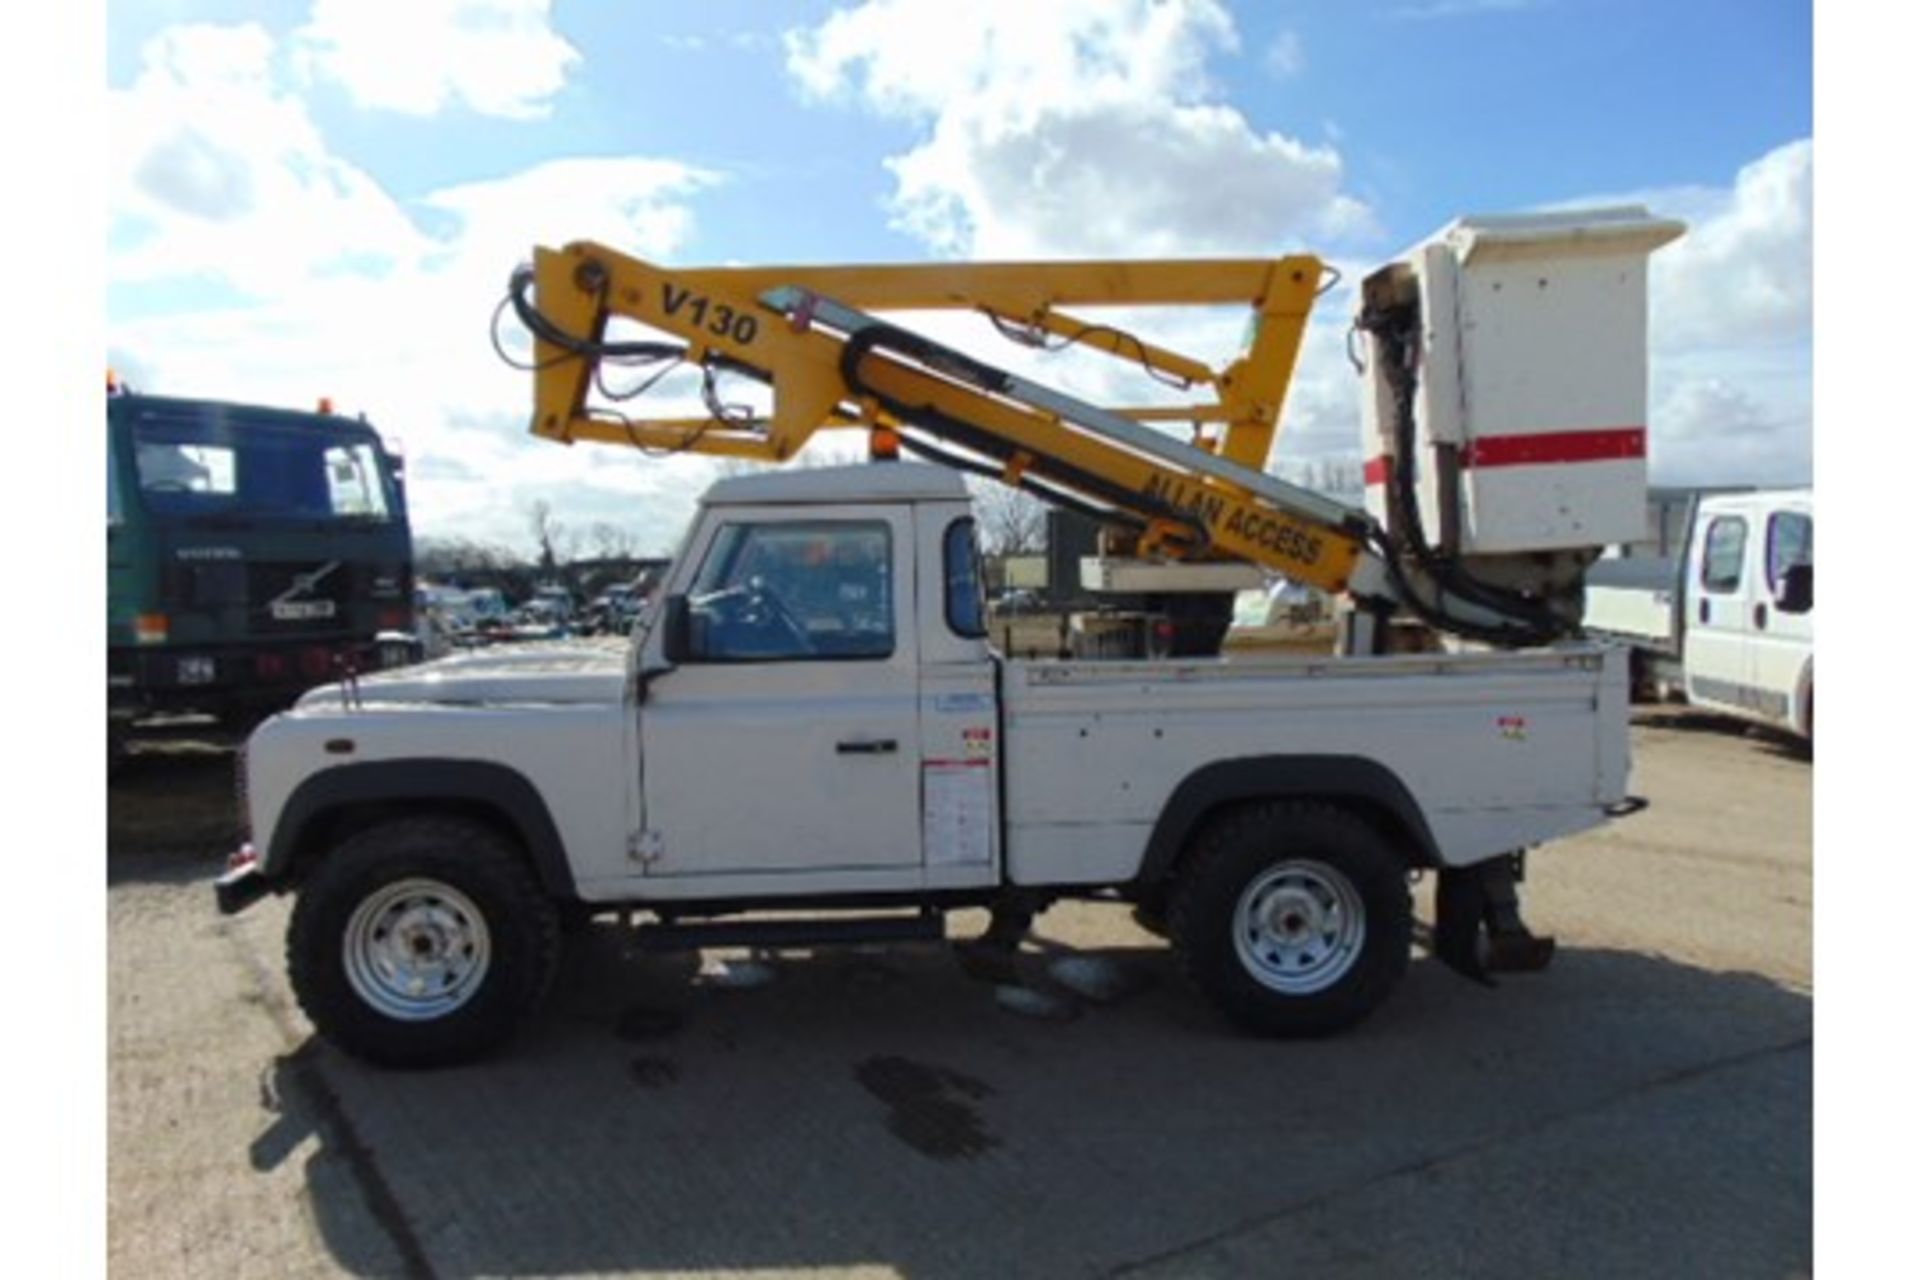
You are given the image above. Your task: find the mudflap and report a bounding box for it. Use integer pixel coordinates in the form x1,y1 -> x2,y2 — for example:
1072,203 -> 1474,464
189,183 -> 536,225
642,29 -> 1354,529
1433,852 -> 1556,986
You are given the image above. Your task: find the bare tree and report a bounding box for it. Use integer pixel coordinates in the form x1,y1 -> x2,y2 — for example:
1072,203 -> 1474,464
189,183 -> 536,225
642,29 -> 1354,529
414,535 -> 539,601
589,520 -> 637,559
527,499 -> 564,573
971,480 -> 1049,555
1274,455 -> 1365,503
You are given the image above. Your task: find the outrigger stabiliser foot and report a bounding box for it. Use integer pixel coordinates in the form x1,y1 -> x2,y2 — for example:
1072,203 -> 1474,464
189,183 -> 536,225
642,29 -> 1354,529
1433,852 -> 1556,986
953,891 -> 1046,984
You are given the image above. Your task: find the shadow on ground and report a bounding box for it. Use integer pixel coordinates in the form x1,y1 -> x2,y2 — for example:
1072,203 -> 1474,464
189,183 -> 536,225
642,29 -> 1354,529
108,741 -> 237,882
254,926 -> 1811,1279
1631,706 -> 1811,762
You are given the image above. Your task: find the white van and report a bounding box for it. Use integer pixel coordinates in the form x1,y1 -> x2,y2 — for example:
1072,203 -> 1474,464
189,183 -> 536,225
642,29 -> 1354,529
1585,488 -> 1813,741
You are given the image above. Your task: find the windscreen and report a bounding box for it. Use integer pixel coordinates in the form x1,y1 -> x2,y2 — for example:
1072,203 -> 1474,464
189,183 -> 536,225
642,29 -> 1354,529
132,415 -> 396,522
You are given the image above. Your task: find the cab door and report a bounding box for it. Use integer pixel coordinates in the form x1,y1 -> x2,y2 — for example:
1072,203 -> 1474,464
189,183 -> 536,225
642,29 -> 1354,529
638,507 -> 923,882
1749,502 -> 1813,730
1683,505 -> 1754,716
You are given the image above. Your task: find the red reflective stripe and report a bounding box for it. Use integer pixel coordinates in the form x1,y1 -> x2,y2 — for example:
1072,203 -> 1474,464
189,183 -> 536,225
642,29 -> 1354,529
1461,427 -> 1645,469
1362,428 -> 1645,485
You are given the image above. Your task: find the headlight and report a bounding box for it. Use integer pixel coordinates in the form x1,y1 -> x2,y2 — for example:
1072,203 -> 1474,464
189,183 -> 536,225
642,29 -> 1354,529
177,655 -> 216,685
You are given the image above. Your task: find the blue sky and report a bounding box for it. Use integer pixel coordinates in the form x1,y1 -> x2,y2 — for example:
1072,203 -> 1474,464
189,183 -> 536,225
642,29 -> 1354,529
107,0 -> 1812,552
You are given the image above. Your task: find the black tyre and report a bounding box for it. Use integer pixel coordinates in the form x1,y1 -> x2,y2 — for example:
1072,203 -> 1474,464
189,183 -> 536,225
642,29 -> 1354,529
1168,802 -> 1412,1037
287,816 -> 561,1068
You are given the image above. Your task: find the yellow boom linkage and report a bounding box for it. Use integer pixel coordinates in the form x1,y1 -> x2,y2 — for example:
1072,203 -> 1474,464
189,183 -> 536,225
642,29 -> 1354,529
517,240 -> 1368,594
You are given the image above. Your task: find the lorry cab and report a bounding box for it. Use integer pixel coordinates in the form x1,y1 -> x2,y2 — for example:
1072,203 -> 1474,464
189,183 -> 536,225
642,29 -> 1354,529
1682,489 -> 1814,739
108,391 -> 414,726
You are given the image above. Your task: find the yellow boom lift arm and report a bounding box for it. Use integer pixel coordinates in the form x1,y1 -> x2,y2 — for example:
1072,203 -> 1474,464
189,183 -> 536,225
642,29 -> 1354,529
505,240 -> 1564,646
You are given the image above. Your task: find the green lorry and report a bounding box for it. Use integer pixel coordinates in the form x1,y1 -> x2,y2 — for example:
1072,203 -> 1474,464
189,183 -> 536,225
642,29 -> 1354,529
108,389 -> 415,762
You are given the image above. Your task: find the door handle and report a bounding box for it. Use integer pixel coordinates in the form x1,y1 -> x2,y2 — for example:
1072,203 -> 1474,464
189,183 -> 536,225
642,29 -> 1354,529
1753,602 -> 1768,630
836,738 -> 898,755
1698,599 -> 1710,625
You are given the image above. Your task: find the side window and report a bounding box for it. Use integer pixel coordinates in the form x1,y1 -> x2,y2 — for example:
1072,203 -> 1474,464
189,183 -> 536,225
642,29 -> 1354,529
324,443 -> 391,519
1765,511 -> 1812,593
1700,516 -> 1747,594
944,518 -> 987,638
687,520 -> 894,662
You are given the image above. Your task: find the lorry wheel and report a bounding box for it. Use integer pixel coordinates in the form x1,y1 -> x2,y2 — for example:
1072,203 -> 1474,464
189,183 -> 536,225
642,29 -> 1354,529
287,816 -> 560,1068
1168,802 -> 1411,1037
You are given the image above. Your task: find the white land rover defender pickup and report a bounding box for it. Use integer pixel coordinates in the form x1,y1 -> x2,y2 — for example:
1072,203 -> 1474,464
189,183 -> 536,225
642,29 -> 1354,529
218,463 -> 1634,1067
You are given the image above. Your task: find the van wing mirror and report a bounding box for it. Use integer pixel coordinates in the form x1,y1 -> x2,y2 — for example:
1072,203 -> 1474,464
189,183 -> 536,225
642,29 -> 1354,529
1774,562 -> 1813,614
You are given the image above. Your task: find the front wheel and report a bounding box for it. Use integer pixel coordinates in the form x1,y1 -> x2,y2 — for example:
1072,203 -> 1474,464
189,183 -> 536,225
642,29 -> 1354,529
1169,802 -> 1411,1037
287,816 -> 561,1068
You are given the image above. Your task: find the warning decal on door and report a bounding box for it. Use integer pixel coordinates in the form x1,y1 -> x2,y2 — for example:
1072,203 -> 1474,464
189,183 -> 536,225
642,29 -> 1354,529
924,760 -> 991,867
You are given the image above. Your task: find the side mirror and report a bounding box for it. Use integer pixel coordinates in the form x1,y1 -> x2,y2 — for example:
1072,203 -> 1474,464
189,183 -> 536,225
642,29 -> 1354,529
1774,562 -> 1813,614
659,593 -> 692,664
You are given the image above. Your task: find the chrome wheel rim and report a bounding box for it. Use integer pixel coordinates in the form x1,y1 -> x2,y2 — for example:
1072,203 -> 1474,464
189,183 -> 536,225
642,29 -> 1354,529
342,878 -> 491,1021
1232,860 -> 1365,995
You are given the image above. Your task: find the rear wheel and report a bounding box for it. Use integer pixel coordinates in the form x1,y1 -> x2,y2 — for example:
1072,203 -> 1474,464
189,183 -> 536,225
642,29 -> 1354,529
1169,802 -> 1411,1037
288,816 -> 560,1068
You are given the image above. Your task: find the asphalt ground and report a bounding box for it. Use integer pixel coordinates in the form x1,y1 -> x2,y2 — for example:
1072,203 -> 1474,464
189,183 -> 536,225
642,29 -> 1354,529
107,708 -> 1811,1278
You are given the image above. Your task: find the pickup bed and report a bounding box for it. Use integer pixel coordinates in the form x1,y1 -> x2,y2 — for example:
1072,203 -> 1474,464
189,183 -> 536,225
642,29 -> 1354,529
222,464 -> 1633,1066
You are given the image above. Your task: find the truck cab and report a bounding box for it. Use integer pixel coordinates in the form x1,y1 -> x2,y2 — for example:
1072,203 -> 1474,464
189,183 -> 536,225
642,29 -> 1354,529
108,391 -> 415,744
1682,489 -> 1814,738
642,465 -> 996,892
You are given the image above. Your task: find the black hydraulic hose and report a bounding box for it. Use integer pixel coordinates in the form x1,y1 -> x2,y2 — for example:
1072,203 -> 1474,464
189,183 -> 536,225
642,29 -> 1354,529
507,264 -> 687,364
838,322 -> 1205,548
894,431 -> 1149,531
1354,296 -> 1568,647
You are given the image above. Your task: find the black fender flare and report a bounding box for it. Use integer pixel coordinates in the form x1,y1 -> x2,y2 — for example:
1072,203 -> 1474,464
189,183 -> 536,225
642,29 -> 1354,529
1133,754 -> 1441,888
262,759 -> 578,900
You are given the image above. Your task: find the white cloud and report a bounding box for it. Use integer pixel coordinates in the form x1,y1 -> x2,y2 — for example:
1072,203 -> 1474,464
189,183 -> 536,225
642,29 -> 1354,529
293,0 -> 579,119
421,158 -> 715,279
1648,372 -> 1811,487
782,1 -> 1379,495
1648,139 -> 1811,352
109,21 -> 724,551
784,0 -> 1373,259
1264,30 -> 1305,80
111,23 -> 426,295
1633,139 -> 1813,486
